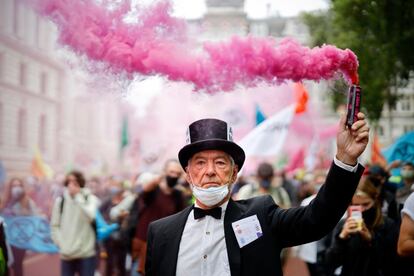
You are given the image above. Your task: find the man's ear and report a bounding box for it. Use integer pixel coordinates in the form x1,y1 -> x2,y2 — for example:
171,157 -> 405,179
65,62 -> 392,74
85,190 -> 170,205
231,165 -> 239,183
185,167 -> 191,183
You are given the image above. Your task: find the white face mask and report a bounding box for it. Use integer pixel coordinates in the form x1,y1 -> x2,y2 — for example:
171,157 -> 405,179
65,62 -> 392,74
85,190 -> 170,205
11,186 -> 24,200
191,184 -> 230,207
188,160 -> 234,207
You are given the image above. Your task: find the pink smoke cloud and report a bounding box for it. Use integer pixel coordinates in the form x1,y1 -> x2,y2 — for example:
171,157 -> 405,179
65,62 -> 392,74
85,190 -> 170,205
26,0 -> 359,91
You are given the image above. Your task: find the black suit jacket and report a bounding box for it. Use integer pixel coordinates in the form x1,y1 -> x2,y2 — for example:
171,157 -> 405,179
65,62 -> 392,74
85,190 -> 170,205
146,163 -> 364,276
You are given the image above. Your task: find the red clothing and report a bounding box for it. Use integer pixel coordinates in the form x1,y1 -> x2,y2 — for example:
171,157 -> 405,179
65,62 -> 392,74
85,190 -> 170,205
135,188 -> 183,241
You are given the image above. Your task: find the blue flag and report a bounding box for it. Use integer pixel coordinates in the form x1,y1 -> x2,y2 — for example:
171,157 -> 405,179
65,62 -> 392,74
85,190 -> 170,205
95,211 -> 119,241
255,104 -> 266,126
3,216 -> 58,253
3,211 -> 119,253
383,131 -> 414,175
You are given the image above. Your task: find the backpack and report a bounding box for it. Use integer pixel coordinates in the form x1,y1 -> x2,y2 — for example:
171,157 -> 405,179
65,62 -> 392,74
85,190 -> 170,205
59,195 -> 97,235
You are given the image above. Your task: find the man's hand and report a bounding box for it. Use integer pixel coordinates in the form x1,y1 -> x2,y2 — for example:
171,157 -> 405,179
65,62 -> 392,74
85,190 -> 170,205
336,112 -> 369,165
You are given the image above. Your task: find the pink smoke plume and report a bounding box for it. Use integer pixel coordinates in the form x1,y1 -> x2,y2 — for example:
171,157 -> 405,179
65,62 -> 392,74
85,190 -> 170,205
27,0 -> 359,91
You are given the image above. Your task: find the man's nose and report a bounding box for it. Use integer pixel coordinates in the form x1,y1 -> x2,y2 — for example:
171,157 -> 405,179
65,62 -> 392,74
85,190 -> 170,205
205,161 -> 216,176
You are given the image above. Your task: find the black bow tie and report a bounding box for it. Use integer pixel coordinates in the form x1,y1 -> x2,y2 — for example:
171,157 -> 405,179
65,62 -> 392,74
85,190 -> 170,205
193,207 -> 222,220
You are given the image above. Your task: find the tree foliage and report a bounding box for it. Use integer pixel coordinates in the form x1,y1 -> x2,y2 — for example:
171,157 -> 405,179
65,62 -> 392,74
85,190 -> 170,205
302,0 -> 414,122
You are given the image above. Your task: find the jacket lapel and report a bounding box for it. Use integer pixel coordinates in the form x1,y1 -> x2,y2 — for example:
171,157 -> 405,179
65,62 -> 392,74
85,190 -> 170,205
224,199 -> 243,276
162,205 -> 193,276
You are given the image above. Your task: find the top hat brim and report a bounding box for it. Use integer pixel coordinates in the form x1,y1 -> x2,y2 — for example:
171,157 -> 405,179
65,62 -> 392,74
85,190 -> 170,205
178,139 -> 245,170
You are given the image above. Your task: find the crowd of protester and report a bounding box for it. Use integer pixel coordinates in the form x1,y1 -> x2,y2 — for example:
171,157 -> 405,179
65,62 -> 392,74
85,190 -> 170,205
0,159 -> 413,275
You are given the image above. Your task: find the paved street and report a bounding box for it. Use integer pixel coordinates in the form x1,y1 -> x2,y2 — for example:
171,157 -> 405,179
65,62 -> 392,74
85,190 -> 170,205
23,252 -> 309,276
23,253 -> 60,276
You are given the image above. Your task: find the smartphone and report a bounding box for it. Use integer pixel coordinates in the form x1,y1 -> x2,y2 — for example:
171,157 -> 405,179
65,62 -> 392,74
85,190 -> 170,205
347,205 -> 363,231
346,85 -> 362,127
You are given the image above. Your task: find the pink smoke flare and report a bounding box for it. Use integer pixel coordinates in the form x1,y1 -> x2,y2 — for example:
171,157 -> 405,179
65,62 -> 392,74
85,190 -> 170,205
26,0 -> 359,91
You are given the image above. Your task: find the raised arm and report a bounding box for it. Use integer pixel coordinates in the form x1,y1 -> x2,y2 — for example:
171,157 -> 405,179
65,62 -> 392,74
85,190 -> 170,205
267,162 -> 364,247
267,112 -> 368,247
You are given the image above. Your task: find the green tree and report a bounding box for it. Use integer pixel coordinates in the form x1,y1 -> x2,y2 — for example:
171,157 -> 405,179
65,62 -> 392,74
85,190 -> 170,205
302,0 -> 414,122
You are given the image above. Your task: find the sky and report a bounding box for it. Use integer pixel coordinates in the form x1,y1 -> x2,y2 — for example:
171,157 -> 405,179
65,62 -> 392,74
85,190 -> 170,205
172,0 -> 329,19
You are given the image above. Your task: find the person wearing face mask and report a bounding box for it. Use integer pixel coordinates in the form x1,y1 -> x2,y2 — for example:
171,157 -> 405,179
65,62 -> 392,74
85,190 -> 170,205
130,160 -> 187,276
146,113 -> 369,276
0,178 -> 40,276
325,178 -> 399,276
237,162 -> 291,209
367,165 -> 399,223
396,162 -> 414,210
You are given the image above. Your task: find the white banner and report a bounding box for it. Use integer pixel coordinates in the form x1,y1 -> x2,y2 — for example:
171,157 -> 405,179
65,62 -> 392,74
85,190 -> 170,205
239,105 -> 295,157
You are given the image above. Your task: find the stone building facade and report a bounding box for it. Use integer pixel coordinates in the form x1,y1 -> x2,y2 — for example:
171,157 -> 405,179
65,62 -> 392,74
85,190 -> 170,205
0,0 -> 124,178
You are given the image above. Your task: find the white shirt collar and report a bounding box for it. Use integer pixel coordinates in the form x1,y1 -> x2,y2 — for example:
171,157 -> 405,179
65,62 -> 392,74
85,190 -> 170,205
194,199 -> 230,214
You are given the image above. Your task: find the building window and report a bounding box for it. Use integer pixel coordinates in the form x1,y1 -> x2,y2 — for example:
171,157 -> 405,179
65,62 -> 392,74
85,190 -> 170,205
17,108 -> 27,147
377,125 -> 384,136
40,72 -> 48,95
13,0 -> 19,34
19,62 -> 27,87
35,15 -> 40,48
401,97 -> 411,111
39,114 -> 46,151
0,53 -> 3,80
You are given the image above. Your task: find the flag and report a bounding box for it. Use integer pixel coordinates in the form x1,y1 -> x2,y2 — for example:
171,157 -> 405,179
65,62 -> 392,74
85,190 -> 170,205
294,82 -> 309,114
239,105 -> 296,157
286,147 -> 306,172
95,210 -> 119,241
305,136 -> 319,171
3,216 -> 59,253
371,132 -> 387,167
255,103 -> 267,126
31,147 -> 53,179
120,116 -> 129,154
275,154 -> 289,169
382,131 -> 414,175
3,211 -> 119,254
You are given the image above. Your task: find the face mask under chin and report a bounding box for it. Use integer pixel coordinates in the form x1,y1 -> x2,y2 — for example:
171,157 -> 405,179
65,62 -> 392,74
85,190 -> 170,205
189,173 -> 233,207
192,184 -> 230,207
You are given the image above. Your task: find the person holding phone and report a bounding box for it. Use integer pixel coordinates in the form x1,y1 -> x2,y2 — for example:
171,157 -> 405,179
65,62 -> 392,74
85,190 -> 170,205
325,178 -> 399,276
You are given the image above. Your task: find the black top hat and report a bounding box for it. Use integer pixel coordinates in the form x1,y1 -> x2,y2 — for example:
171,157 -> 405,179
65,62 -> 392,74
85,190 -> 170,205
178,118 -> 245,170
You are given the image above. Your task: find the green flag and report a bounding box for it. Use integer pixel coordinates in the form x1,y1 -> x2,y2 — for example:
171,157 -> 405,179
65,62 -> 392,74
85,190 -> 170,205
120,116 -> 129,154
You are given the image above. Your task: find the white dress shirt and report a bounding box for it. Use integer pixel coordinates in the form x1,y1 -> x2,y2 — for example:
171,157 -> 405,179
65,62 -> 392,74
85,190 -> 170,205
176,201 -> 231,276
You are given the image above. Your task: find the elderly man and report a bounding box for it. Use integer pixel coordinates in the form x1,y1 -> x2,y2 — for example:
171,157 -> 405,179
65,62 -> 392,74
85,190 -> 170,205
146,113 -> 369,276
